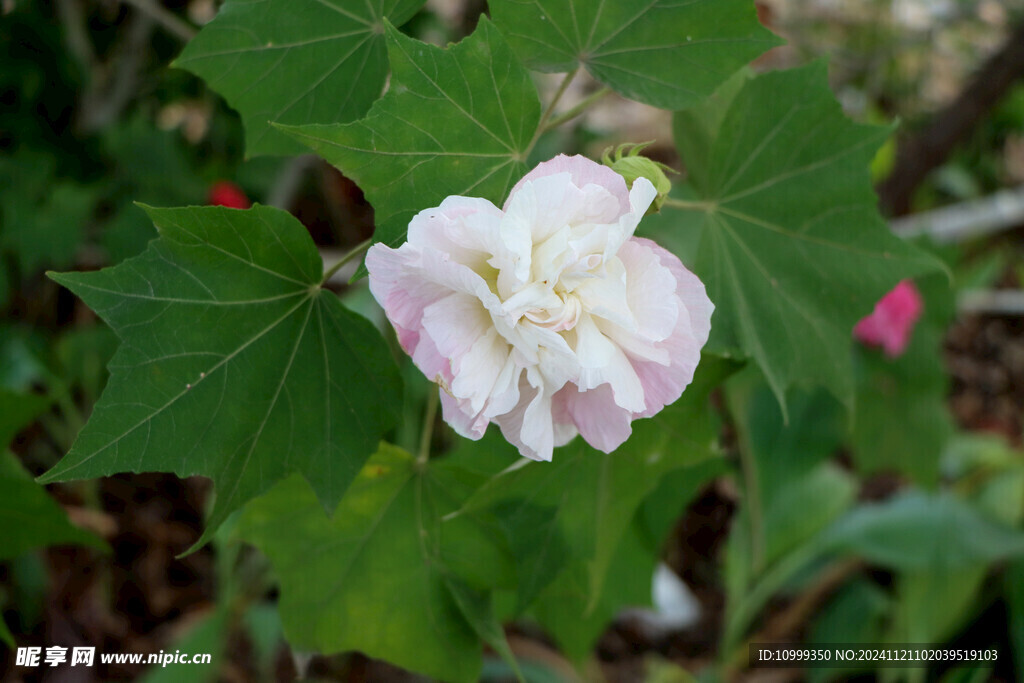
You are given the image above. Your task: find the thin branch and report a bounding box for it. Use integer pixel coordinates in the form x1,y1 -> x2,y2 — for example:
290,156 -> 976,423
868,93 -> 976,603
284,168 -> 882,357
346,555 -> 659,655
321,237 -> 372,285
55,0 -> 98,71
121,0 -> 198,42
525,68 -> 579,156
891,184 -> 1024,243
543,86 -> 612,132
416,389 -> 439,466
878,21 -> 1024,216
958,289 -> 1024,315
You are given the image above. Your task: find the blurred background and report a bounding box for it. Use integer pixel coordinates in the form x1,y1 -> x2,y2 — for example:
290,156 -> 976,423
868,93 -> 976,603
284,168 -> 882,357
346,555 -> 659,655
3,0 -> 1024,680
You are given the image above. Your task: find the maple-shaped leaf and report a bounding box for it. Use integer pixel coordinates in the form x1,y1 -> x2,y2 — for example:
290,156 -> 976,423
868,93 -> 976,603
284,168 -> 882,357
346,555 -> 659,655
238,444 -> 516,682
175,0 -> 425,156
41,205 -> 402,542
666,63 -> 944,413
489,0 -> 782,110
281,17 -> 541,252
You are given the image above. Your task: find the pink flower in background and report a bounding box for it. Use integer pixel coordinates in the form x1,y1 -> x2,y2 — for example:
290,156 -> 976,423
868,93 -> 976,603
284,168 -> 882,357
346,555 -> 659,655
208,180 -> 250,209
853,280 -> 923,357
366,155 -> 714,461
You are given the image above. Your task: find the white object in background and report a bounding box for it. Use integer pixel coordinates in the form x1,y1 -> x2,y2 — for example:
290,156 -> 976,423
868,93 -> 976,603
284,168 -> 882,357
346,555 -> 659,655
623,563 -> 701,636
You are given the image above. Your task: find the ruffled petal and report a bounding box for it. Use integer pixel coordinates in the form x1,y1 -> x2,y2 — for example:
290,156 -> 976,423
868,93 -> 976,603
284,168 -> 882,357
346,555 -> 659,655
626,238 -> 714,418
367,155 -> 714,462
556,383 -> 633,453
506,153 -> 631,217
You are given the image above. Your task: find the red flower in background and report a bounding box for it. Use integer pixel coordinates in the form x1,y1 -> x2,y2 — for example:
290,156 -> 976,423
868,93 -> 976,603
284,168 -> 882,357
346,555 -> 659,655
854,280 -> 923,357
208,181 -> 250,209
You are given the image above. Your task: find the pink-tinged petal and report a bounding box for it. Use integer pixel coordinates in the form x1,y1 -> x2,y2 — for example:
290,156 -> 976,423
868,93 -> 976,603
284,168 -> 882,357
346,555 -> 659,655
625,238 -> 714,419
439,389 -> 489,440
567,177 -> 657,261
506,154 -> 631,216
573,256 -> 637,332
571,313 -> 646,413
407,196 -> 504,270
450,328 -> 514,414
494,378 -> 555,461
634,237 -> 713,348
366,244 -> 452,357
853,280 -> 923,357
556,384 -> 633,453
367,154 -> 715,463
503,172 -> 587,246
616,238 -> 679,341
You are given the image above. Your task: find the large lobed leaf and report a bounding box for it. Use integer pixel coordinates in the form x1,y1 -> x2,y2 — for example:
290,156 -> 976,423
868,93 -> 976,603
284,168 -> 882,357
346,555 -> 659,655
175,0 -> 425,156
489,0 -> 782,110
671,62 -> 943,413
451,355 -> 735,656
238,444 -> 515,683
41,205 -> 402,542
282,17 -> 541,252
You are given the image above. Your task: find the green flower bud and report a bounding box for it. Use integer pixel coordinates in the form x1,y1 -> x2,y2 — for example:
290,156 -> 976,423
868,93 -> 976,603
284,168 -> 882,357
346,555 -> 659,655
602,142 -> 675,213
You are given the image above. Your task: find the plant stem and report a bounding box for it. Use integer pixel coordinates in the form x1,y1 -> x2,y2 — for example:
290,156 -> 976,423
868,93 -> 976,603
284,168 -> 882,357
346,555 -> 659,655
121,0 -> 197,41
321,237 -> 373,285
663,197 -> 716,212
417,389 -> 439,466
738,439 -> 765,574
721,543 -> 821,661
543,86 -> 613,132
525,68 -> 579,156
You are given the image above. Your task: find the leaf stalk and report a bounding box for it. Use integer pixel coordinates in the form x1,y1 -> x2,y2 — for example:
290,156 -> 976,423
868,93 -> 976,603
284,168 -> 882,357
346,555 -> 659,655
321,237 -> 373,285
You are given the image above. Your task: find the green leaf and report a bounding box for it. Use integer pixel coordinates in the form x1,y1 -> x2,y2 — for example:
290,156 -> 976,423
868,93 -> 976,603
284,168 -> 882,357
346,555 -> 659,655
723,372 -> 851,594
636,456 -> 727,553
807,579 -> 890,683
727,371 -> 846,506
531,517 -> 657,661
671,62 -> 943,413
445,578 -> 523,681
0,388 -> 50,450
823,492 -> 1024,571
41,205 -> 401,542
139,608 -> 229,683
175,0 -> 425,157
889,566 -> 987,644
0,152 -> 93,276
281,17 -> 540,253
238,445 -> 513,682
489,0 -> 782,110
101,114 -> 208,206
459,355 -> 734,616
0,452 -> 106,559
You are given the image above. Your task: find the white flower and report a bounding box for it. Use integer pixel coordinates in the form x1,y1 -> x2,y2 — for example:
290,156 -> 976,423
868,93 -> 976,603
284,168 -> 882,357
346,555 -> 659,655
366,154 -> 714,461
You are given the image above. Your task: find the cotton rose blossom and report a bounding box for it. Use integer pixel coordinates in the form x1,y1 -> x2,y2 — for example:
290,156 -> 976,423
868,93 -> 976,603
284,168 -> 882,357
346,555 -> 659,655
366,155 -> 714,461
853,279 -> 923,357
208,180 -> 251,209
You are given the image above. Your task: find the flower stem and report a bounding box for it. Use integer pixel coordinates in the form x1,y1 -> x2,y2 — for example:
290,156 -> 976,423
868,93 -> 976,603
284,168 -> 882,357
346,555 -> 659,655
321,237 -> 373,285
543,86 -> 612,132
417,389 -> 439,466
525,68 -> 579,156
663,197 -> 716,212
